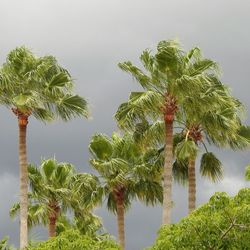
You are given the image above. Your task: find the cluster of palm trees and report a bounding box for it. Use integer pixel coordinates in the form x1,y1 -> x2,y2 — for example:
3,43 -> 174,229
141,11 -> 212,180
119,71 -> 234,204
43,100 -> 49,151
0,40 -> 249,250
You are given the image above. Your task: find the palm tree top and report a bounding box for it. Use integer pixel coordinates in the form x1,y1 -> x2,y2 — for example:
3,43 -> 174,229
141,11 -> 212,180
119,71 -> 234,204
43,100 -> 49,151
115,39 -> 235,131
28,158 -> 76,204
0,46 -> 89,121
88,132 -> 163,212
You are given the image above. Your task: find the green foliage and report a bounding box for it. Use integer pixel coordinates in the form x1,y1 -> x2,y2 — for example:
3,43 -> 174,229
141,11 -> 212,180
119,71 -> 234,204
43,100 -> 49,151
115,39 -> 233,131
200,152 -> 223,182
55,214 -> 103,238
88,133 -> 163,213
0,237 -> 15,250
175,140 -> 198,161
28,159 -> 75,208
26,230 -> 120,250
246,165 -> 250,181
148,188 -> 250,250
172,160 -> 188,185
0,46 -> 89,120
10,159 -> 101,236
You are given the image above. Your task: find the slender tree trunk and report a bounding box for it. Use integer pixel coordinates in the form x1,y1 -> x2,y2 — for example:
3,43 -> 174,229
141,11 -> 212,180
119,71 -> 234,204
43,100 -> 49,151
188,158 -> 196,213
116,198 -> 125,250
12,108 -> 31,249
113,188 -> 125,250
48,201 -> 60,237
18,117 -> 29,248
162,120 -> 174,224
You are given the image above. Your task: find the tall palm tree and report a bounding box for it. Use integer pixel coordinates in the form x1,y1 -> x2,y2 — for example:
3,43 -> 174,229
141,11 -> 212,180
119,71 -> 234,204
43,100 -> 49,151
115,40 -> 226,224
0,47 -> 89,248
86,133 -> 163,250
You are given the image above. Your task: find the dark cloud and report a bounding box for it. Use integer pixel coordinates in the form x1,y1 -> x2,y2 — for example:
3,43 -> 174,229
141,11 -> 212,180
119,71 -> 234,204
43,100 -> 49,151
0,0 -> 250,249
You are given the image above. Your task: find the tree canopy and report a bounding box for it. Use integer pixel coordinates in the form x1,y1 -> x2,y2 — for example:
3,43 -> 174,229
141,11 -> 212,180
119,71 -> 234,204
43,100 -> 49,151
148,188 -> 250,250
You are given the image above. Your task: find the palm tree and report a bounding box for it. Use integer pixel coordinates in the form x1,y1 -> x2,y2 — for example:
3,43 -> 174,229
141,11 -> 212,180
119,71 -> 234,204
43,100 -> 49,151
28,159 -> 75,237
173,84 -> 249,213
86,133 -> 163,250
175,123 -> 250,213
10,159 -> 99,238
0,47 -> 89,248
132,96 -> 249,214
115,40 -> 226,224
130,90 -> 248,214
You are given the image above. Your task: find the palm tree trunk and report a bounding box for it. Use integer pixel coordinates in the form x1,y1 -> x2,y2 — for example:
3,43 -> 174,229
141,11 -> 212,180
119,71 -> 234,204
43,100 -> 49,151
188,158 -> 196,213
162,120 -> 174,224
18,117 -> 29,249
116,198 -> 125,250
48,201 -> 60,237
48,218 -> 57,237
113,188 -> 125,250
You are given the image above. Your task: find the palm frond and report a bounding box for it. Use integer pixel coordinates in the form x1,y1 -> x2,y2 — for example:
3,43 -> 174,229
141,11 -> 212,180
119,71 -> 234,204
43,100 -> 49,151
89,134 -> 113,160
173,160 -> 188,185
175,140 -> 198,162
245,165 -> 250,181
118,61 -> 152,89
200,152 -> 223,182
56,94 -> 89,120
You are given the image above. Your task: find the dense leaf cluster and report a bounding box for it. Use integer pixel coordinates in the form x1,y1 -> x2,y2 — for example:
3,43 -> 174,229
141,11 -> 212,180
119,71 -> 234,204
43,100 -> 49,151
148,188 -> 250,250
26,230 -> 120,250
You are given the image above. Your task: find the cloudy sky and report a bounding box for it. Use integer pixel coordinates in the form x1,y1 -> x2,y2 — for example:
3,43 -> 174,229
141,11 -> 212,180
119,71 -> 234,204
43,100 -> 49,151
0,0 -> 250,249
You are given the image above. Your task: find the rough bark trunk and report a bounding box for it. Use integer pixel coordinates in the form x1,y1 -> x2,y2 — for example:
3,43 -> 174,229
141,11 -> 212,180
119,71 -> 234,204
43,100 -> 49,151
48,216 -> 57,237
116,198 -> 125,250
113,188 -> 125,250
162,120 -> 174,224
19,120 -> 28,249
188,158 -> 196,213
48,201 -> 60,237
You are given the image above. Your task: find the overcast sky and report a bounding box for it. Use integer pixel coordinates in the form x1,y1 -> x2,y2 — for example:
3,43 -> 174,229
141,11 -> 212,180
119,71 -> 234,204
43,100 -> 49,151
0,1 -> 250,249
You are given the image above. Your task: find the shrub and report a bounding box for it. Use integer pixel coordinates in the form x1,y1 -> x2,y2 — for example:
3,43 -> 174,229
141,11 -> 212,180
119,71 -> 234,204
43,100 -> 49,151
27,230 -> 120,250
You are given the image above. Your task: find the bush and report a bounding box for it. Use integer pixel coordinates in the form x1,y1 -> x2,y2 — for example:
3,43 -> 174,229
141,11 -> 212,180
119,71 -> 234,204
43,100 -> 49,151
148,188 -> 250,250
27,230 -> 120,250
0,237 -> 15,250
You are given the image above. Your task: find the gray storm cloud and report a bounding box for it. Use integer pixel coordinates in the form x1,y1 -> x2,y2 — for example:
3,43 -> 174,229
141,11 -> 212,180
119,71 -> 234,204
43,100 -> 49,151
0,1 -> 250,249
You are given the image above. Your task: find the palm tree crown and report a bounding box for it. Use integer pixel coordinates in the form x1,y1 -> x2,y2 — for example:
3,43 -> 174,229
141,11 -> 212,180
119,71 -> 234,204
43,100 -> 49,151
0,46 -> 89,120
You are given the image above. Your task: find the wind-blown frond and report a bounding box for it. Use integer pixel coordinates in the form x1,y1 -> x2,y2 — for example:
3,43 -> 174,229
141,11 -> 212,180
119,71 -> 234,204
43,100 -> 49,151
245,165 -> 250,181
55,94 -> 89,120
0,46 -> 89,122
200,152 -> 223,182
118,61 -> 152,89
89,134 -> 113,160
115,91 -> 163,130
172,160 -> 188,185
175,140 -> 198,162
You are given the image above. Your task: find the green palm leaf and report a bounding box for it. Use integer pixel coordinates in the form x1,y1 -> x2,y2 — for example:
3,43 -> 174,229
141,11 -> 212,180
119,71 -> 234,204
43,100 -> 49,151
175,140 -> 198,161
200,152 -> 223,182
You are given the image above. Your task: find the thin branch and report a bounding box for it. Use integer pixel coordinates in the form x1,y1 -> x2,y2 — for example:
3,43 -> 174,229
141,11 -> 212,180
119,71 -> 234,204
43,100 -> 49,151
220,220 -> 236,240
